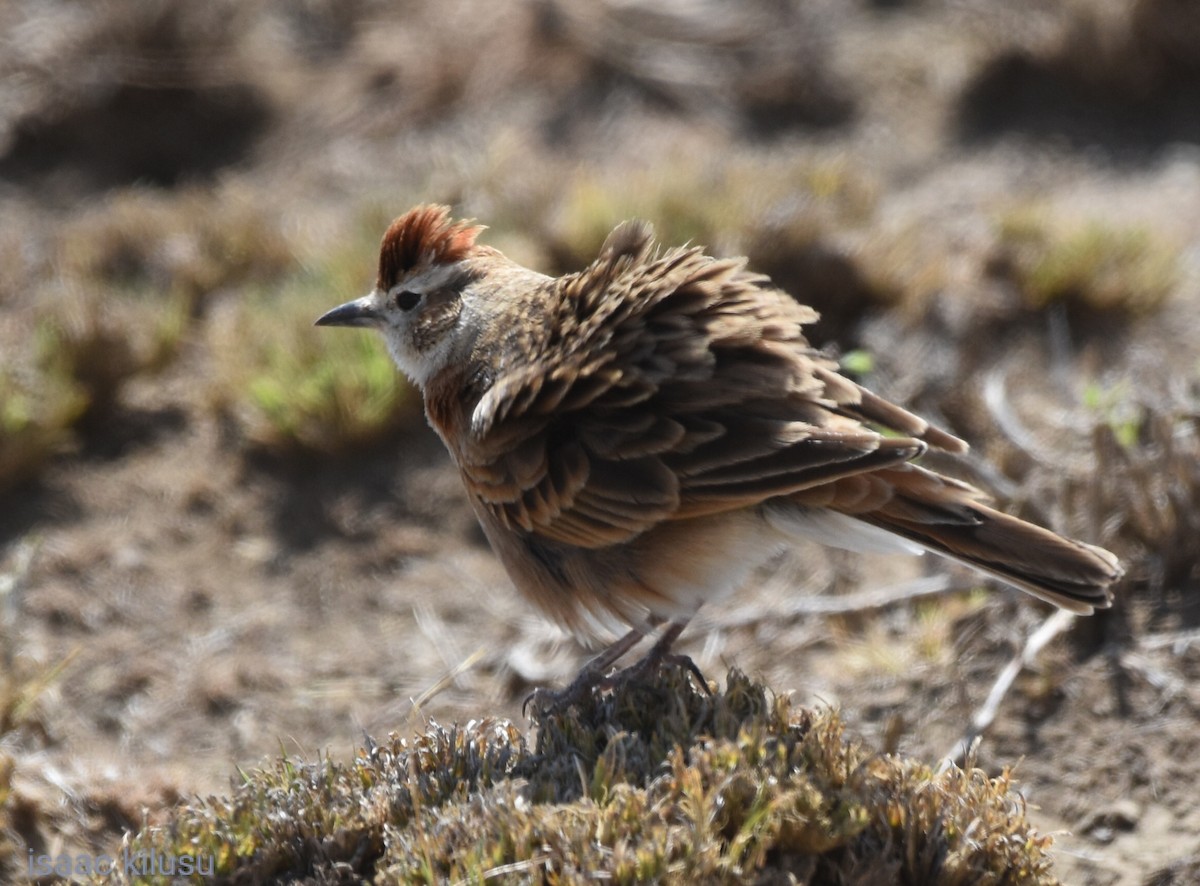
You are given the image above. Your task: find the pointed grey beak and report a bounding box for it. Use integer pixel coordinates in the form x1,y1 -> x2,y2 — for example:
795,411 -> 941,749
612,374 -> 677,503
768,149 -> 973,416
315,296 -> 380,328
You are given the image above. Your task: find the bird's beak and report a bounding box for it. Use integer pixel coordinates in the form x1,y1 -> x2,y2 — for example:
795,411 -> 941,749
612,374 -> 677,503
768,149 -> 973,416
315,294 -> 381,328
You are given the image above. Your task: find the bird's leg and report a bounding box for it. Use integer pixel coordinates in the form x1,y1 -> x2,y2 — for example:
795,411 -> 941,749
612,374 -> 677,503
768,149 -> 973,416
615,618 -> 711,693
523,625 -> 646,716
524,618 -> 713,716
573,625 -> 648,684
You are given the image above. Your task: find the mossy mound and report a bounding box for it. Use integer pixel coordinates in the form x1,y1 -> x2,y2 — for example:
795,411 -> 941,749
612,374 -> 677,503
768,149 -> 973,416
119,665 -> 1058,884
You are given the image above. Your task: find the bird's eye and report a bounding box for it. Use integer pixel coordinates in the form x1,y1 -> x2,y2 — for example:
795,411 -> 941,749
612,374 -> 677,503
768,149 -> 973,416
394,290 -> 421,311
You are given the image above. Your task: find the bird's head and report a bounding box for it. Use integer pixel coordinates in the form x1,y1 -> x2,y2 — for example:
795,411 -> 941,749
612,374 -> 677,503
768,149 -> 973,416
315,204 -> 486,388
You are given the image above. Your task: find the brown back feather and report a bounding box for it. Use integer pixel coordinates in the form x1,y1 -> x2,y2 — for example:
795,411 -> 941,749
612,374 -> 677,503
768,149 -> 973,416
460,221 -> 940,545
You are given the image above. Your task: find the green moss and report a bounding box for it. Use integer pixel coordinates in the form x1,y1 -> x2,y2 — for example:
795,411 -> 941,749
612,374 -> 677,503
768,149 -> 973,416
122,664 -> 1060,884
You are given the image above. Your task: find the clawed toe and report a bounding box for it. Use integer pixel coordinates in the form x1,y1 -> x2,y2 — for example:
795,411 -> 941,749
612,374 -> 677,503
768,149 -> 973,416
522,619 -> 710,718
522,663 -> 615,717
661,653 -> 713,695
615,650 -> 711,695
523,650 -> 711,718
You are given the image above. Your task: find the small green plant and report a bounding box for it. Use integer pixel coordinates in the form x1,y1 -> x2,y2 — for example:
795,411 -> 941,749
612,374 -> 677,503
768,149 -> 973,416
995,210 -> 1178,315
839,348 -> 875,376
238,319 -> 412,455
1082,379 -> 1143,449
0,360 -> 88,493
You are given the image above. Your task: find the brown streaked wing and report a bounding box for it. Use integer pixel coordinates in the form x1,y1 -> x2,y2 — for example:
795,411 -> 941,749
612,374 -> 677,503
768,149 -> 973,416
462,224 -> 695,544
818,365 -> 968,454
460,223 -> 939,548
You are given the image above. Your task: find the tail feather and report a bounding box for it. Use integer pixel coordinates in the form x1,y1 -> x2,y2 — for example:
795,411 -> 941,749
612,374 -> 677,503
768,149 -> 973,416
778,462 -> 1123,613
861,504 -> 1120,613
849,465 -> 1121,613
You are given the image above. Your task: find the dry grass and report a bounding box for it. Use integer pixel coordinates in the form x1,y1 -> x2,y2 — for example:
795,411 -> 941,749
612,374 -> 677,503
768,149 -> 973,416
0,184 -> 408,485
34,291 -> 189,419
0,184 -> 298,492
207,222 -> 417,457
57,187 -> 294,311
1062,412 -> 1200,607
0,361 -> 88,494
991,209 -> 1179,316
0,539 -> 72,885
545,153 -> 875,271
852,218 -> 963,319
121,664 -> 1059,885
538,153 -> 888,344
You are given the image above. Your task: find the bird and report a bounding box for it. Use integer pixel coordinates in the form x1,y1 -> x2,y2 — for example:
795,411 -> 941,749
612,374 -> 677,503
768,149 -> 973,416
316,203 -> 1122,691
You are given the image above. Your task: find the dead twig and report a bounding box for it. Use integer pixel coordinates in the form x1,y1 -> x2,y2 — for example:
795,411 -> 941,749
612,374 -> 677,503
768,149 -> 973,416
408,646 -> 487,717
940,608 -> 1076,771
1138,628 -> 1200,653
413,601 -> 468,690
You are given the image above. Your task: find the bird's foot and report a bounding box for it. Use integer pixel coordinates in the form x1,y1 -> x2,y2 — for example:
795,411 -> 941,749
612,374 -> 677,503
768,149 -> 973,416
523,659 -> 615,717
612,649 -> 712,696
522,626 -> 646,717
523,620 -> 709,718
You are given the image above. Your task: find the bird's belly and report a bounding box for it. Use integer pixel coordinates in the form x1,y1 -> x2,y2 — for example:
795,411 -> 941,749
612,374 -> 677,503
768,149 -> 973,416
626,510 -> 784,617
469,499 -> 782,638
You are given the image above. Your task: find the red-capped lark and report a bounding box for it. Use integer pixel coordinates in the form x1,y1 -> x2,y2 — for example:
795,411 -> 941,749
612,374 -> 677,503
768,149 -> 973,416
317,204 -> 1122,698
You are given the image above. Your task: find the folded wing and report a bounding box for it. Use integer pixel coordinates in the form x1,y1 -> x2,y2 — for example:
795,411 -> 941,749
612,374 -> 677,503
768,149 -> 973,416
461,221 -> 959,547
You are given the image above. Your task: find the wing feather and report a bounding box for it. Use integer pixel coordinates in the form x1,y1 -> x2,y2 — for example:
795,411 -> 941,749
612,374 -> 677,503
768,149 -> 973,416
458,222 -> 959,548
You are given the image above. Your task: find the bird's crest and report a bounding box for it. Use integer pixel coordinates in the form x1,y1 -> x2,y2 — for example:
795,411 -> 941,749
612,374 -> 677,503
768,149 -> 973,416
377,204 -> 484,288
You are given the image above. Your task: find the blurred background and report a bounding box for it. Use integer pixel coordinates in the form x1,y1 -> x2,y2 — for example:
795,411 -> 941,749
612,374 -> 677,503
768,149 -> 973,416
1,1 -> 1199,881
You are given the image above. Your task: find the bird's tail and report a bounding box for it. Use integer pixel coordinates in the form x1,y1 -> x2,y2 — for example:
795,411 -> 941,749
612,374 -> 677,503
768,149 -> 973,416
772,464 -> 1122,613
